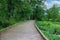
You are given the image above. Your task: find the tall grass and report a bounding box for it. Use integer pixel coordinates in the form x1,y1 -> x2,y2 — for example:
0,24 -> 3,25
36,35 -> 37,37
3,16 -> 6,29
36,21 -> 60,40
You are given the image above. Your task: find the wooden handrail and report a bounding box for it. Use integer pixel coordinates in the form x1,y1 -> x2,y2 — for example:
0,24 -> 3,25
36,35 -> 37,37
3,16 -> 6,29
35,24 -> 49,40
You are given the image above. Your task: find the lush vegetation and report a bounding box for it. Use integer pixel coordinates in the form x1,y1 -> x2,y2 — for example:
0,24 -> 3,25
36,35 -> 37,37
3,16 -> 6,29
0,0 -> 60,40
36,21 -> 60,40
0,0 -> 45,30
35,4 -> 60,40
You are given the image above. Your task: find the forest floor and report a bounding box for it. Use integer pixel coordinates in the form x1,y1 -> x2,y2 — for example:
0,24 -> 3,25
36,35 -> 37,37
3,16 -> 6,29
0,20 -> 44,40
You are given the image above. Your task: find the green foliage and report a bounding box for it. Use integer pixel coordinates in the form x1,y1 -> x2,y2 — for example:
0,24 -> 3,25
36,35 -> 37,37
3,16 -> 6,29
36,21 -> 60,40
42,30 -> 60,40
34,6 -> 45,20
0,0 -> 45,30
47,5 -> 60,22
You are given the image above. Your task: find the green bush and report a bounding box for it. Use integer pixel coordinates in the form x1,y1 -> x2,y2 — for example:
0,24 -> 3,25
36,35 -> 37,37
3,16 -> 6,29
36,21 -> 60,40
0,19 -> 10,30
42,30 -> 60,40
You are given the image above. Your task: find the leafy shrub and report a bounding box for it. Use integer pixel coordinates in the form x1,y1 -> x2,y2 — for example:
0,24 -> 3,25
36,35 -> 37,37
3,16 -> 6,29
36,21 -> 60,40
42,30 -> 60,40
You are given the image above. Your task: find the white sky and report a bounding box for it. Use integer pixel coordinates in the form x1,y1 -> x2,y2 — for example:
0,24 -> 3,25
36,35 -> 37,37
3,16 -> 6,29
45,0 -> 60,9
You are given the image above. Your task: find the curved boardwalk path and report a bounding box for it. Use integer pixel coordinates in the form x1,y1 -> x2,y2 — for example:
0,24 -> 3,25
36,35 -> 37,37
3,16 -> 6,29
0,20 -> 44,40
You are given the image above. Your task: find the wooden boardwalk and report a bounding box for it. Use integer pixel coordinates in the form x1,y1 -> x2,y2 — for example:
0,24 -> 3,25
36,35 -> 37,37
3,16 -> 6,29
0,20 -> 44,40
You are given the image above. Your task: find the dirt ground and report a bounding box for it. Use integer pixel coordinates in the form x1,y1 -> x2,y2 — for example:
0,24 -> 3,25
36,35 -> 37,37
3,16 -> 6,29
0,20 -> 44,40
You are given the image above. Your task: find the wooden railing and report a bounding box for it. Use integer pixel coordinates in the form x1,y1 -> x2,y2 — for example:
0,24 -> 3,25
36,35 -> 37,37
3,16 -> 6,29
35,24 -> 49,40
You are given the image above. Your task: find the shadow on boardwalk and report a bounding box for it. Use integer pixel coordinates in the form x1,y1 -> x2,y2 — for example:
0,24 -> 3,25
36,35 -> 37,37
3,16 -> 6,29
0,20 -> 44,40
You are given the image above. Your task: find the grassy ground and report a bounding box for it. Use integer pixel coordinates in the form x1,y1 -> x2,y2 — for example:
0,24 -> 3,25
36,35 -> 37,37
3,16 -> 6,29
36,21 -> 60,40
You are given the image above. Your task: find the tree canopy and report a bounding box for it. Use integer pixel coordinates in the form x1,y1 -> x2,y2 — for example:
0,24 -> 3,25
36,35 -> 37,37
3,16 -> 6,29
0,0 -> 60,30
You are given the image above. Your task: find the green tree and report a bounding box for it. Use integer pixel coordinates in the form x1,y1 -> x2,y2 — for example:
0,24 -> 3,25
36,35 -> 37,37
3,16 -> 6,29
47,5 -> 59,21
0,0 -> 46,30
28,0 -> 46,20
